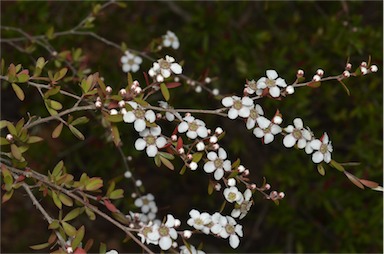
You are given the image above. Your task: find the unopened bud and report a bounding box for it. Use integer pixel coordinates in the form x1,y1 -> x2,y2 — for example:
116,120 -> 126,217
346,63 -> 352,70
207,129 -> 212,135
237,165 -> 245,173
172,242 -> 178,248
204,77 -> 212,83
178,148 -> 185,154
316,69 -> 324,76
189,162 -> 198,170
171,135 -> 177,141
264,183 -> 271,190
360,66 -> 368,75
132,80 -> 140,88
270,191 -> 278,199
215,127 -> 224,135
250,184 -> 257,190
227,178 -> 236,187
119,88 -> 127,96
243,169 -> 250,176
360,61 -> 367,67
195,86 -> 202,93
209,136 -> 218,144
212,88 -> 219,96
286,85 -> 294,95
174,77 -> 180,82
187,154 -> 193,160
312,74 -> 321,82
124,171 -> 132,178
135,180 -> 142,187
342,70 -> 351,78
110,109 -> 118,115
134,87 -> 142,94
95,101 -> 102,108
6,134 -> 13,142
131,193 -> 137,198
118,100 -> 126,108
273,115 -> 282,125
106,86 -> 112,94
297,69 -> 304,77
196,141 -> 205,151
214,183 -> 222,191
174,219 -> 181,227
212,144 -> 219,150
370,65 -> 378,72
183,230 -> 192,239
278,192 -> 285,199
156,113 -> 162,119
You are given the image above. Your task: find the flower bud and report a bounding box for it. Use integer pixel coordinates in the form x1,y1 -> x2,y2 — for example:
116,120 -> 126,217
360,66 -> 368,75
209,136 -> 218,144
278,192 -> 285,199
360,61 -> 367,67
215,127 -> 224,135
204,77 -> 212,83
183,230 -> 192,239
227,178 -> 236,187
110,109 -> 118,115
119,88 -> 127,96
212,88 -> 219,96
118,100 -> 126,108
195,86 -> 202,93
132,80 -> 140,88
297,69 -> 304,77
178,148 -> 185,154
370,65 -> 378,72
250,184 -> 257,190
134,87 -> 142,94
196,141 -> 205,151
135,180 -> 142,187
312,74 -> 321,82
189,162 -> 198,170
124,171 -> 132,178
237,165 -> 245,173
174,76 -> 180,82
6,134 -> 14,142
95,101 -> 102,108
187,154 -> 192,160
342,70 -> 351,78
264,183 -> 271,190
171,135 -> 177,141
345,63 -> 352,70
286,85 -> 294,95
106,86 -> 112,94
272,115 -> 282,125
214,183 -> 222,191
212,144 -> 219,150
316,69 -> 324,76
243,169 -> 250,176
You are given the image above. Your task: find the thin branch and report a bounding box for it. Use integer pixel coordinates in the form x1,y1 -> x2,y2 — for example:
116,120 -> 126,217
145,105 -> 228,117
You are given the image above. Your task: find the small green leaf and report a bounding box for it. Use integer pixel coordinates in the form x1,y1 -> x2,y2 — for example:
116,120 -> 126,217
62,221 -> 77,237
111,125 -> 121,146
109,189 -> 124,199
133,97 -> 149,107
72,225 -> 85,249
338,79 -> 350,96
329,160 -> 345,172
192,152 -> 203,163
29,242 -> 51,250
160,83 -> 170,101
44,86 -> 61,98
231,158 -> 241,170
158,152 -> 174,160
105,114 -> 123,123
69,125 -> 85,140
7,122 -> 17,136
126,72 -> 133,91
99,242 -> 107,254
154,154 -> 161,167
11,144 -> 22,160
51,190 -> 62,209
317,163 -> 325,176
48,220 -> 60,229
53,68 -> 67,81
85,207 -> 96,220
52,122 -> 64,138
2,189 -> 14,203
179,165 -> 187,175
0,137 -> 9,145
85,178 -> 103,191
17,73 -> 30,83
63,208 -> 82,222
27,136 -> 43,143
45,99 -> 63,110
208,181 -> 214,195
59,193 -> 73,207
12,83 -> 25,101
160,156 -> 174,170
46,26 -> 55,39
71,116 -> 89,126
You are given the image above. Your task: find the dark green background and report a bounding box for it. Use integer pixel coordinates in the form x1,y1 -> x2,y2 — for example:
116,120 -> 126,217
1,1 -> 382,253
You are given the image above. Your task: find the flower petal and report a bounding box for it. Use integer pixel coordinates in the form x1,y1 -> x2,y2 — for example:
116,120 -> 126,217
203,161 -> 215,173
238,107 -> 250,118
229,234 -> 240,249
228,108 -> 239,119
266,70 -> 278,80
196,127 -> 208,138
207,151 -> 218,161
135,139 -> 146,151
146,145 -> 158,157
269,86 -> 281,97
123,111 -> 136,123
178,122 -> 189,133
310,140 -> 322,150
159,237 -> 172,250
214,168 -> 224,180
241,96 -> 253,106
312,151 -> 324,163
283,134 -> 296,148
293,118 -> 303,129
222,97 -> 234,107
156,137 -> 167,148
145,110 -> 156,122
256,116 -> 270,129
187,131 -> 198,139
134,119 -> 146,132
264,133 -> 274,144
253,128 -> 264,138
170,63 -> 182,74
218,148 -> 227,159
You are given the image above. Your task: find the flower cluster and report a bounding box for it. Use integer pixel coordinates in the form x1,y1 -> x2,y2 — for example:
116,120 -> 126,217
134,126 -> 167,157
148,55 -> 182,82
120,51 -> 143,73
187,209 -> 243,249
134,193 -> 158,222
162,30 -> 180,50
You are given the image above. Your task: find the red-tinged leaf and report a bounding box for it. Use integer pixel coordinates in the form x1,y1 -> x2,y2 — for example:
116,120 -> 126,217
72,225 -> 85,249
2,189 -> 14,203
344,171 -> 364,189
29,242 -> 51,250
104,199 -> 117,213
160,156 -> 174,170
307,81 -> 321,88
52,122 -> 64,138
143,71 -> 150,86
62,221 -> 76,237
85,177 -> 103,191
176,137 -> 183,150
74,247 -> 87,254
12,83 -> 25,101
48,232 -> 57,244
166,82 -> 182,89
84,239 -> 94,252
15,174 -> 25,183
359,179 -> 379,189
160,83 -> 170,101
11,144 -> 22,160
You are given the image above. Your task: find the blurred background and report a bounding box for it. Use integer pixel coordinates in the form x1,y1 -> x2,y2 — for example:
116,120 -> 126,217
1,1 -> 382,253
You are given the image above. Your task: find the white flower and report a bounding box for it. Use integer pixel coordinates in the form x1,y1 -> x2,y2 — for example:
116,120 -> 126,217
283,118 -> 312,149
244,79 -> 263,95
187,209 -> 211,234
223,186 -> 243,204
123,102 -> 156,132
135,126 -> 167,157
148,55 -> 182,82
222,96 -> 254,119
178,115 -> 208,139
307,132 -> 333,163
156,214 -> 178,250
196,141 -> 205,151
203,148 -> 232,180
106,250 -> 118,254
121,51 -> 142,73
231,189 -> 253,219
253,117 -> 282,144
179,245 -> 206,254
138,222 -> 160,245
256,70 -> 287,98
210,214 -> 243,249
159,101 -> 182,122
246,104 -> 264,129
134,194 -> 158,220
162,31 -> 180,49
